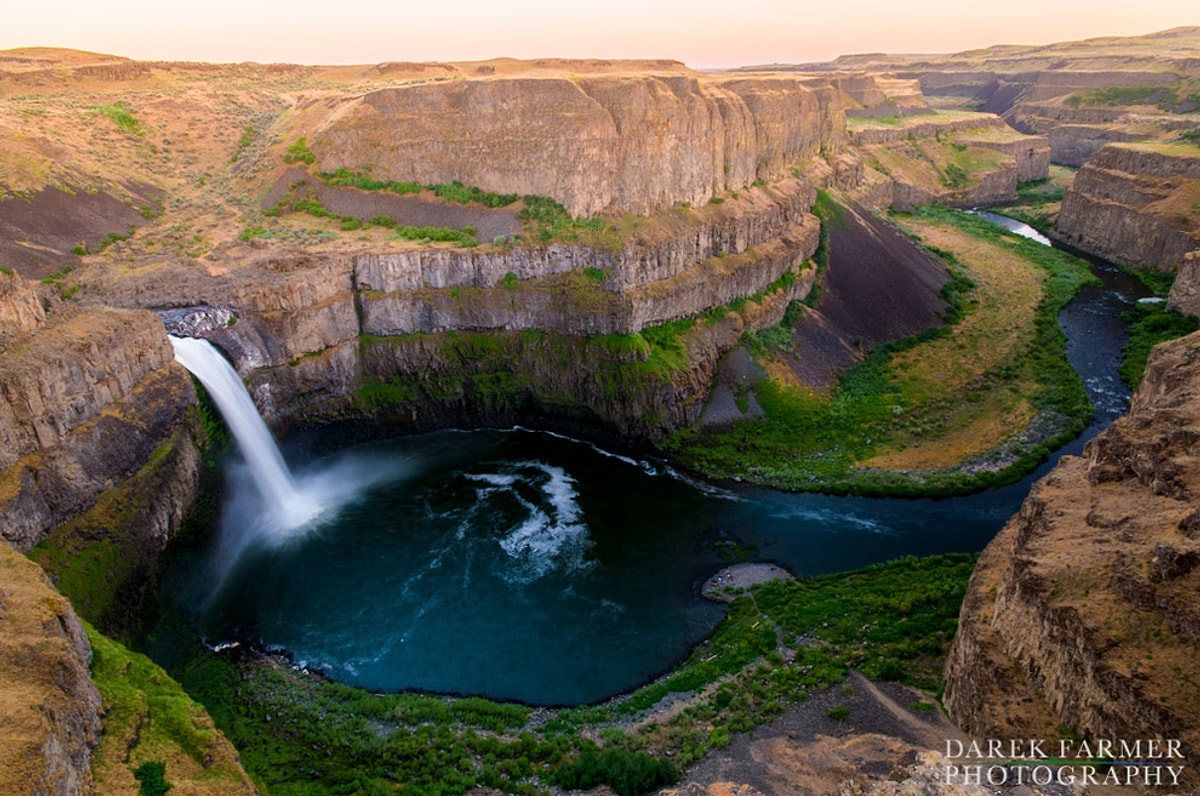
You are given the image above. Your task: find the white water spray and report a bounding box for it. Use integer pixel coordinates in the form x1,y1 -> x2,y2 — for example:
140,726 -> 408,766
170,335 -> 320,531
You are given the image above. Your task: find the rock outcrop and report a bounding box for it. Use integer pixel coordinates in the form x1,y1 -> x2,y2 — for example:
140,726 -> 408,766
0,304 -> 198,553
0,539 -> 102,796
290,74 -> 845,217
77,178 -> 821,438
945,330 -> 1200,782
850,114 -> 1049,211
1168,251 -> 1200,318
785,27 -> 1200,170
1056,142 -> 1200,271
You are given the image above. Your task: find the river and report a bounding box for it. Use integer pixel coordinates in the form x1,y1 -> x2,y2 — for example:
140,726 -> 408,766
171,215 -> 1149,706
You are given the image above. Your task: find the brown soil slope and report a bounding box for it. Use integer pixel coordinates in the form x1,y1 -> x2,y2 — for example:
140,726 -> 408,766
790,201 -> 948,390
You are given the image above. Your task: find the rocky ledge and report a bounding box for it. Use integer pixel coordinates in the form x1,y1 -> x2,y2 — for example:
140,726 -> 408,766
0,540 -> 101,796
944,329 -> 1200,785
1056,142 -> 1200,272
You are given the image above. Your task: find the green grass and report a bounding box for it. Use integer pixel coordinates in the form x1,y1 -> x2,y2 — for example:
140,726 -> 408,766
231,125 -> 258,163
26,427 -> 204,637
1127,267 -> 1177,298
1016,177 -> 1067,205
71,225 -> 136,256
1120,305 -> 1199,387
315,169 -> 618,247
283,137 -> 315,164
1065,85 -> 1181,111
86,622 -> 248,794
267,193 -> 478,247
154,553 -> 972,795
664,206 -> 1096,496
96,102 -> 142,134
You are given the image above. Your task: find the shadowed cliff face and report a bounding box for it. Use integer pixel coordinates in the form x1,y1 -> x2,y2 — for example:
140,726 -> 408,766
944,330 -> 1200,782
0,303 -> 199,554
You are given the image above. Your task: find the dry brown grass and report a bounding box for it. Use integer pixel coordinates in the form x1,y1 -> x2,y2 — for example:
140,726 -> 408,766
0,541 -> 94,796
888,220 -> 1042,397
866,387 -> 1035,469
859,218 -> 1046,467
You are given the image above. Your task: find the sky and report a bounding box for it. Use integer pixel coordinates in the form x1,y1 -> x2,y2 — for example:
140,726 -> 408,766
2,0 -> 1196,69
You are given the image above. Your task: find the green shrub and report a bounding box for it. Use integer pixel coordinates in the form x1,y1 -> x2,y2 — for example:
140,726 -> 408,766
96,102 -> 142,134
283,137 -> 315,164
133,761 -> 171,796
1120,306 -> 1199,387
1066,85 -> 1180,110
552,745 -> 679,796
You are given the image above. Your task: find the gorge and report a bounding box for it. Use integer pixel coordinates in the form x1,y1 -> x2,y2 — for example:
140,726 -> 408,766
167,215 -> 1146,710
2,28 -> 1200,796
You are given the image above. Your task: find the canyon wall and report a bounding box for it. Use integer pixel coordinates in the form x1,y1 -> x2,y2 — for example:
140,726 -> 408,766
849,114 -> 1049,211
0,300 -> 200,554
945,330 -> 1200,774
0,540 -> 101,796
293,74 -> 844,217
179,184 -> 821,434
1056,142 -> 1200,271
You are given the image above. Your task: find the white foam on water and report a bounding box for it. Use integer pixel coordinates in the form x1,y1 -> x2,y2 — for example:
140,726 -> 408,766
212,450 -> 410,576
662,464 -> 747,502
495,463 -> 595,584
173,336 -> 412,582
171,335 -> 320,527
512,425 -> 659,476
465,472 -> 519,488
766,504 -> 890,534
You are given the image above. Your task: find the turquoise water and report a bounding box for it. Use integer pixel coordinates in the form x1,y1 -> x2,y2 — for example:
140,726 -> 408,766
183,217 -> 1147,706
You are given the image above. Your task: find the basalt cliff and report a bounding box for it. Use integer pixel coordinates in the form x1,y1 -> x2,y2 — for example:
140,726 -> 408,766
786,27 -> 1200,275
1,40 -> 1195,795
945,329 -> 1200,783
1057,142 -> 1200,272
0,53 -> 948,793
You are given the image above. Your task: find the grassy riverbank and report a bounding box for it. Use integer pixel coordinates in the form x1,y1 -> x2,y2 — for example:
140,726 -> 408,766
665,205 -> 1097,496
156,553 -> 972,796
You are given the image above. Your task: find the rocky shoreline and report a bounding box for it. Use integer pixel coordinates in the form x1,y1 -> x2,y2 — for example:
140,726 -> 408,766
701,562 -> 794,602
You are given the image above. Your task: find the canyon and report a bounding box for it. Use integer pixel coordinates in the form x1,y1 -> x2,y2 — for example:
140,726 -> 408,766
1,27 -> 1199,795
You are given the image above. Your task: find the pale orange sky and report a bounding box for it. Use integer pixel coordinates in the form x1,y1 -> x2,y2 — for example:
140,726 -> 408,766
2,0 -> 1196,68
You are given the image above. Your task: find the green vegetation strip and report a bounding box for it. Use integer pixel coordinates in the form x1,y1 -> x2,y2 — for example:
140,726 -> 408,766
86,622 -> 248,794
665,204 -> 1097,496
164,553 -> 973,796
1065,82 -> 1200,114
1120,304 -> 1199,388
316,167 -> 615,246
95,101 -> 143,135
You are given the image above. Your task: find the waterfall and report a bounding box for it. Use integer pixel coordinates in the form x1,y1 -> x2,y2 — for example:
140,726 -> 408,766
170,335 -> 320,531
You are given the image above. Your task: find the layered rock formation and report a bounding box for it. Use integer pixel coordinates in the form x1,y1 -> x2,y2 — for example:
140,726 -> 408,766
295,74 -> 844,217
0,540 -> 101,796
0,47 -> 1143,793
849,113 -> 1049,210
945,330 -> 1200,780
77,178 -> 820,438
781,27 -> 1200,169
0,302 -> 199,553
1056,142 -> 1200,271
